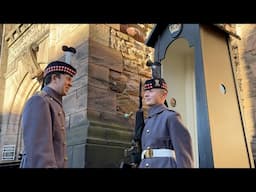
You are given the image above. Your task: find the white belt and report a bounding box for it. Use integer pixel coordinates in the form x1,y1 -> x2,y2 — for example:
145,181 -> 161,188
141,148 -> 176,159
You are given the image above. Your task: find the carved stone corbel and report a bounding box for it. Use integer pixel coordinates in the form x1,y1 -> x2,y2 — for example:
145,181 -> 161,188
28,42 -> 44,82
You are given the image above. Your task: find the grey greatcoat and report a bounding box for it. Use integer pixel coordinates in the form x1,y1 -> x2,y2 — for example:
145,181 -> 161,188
20,86 -> 68,168
139,104 -> 194,168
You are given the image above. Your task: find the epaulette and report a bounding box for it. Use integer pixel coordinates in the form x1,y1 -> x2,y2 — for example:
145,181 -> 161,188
36,90 -> 48,97
167,109 -> 178,114
167,108 -> 175,112
167,109 -> 181,117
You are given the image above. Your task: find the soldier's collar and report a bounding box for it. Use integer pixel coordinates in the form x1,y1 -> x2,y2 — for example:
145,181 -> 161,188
148,104 -> 167,118
43,86 -> 63,105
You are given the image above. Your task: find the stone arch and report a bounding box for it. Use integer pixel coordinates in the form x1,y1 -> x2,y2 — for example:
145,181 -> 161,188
1,26 -> 49,160
5,72 -> 40,160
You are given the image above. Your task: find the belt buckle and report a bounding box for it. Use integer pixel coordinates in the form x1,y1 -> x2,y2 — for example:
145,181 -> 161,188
144,148 -> 153,158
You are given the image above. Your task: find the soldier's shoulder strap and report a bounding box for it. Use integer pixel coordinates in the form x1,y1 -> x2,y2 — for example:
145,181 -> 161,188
166,109 -> 183,119
167,108 -> 176,113
35,90 -> 55,118
155,108 -> 176,117
36,90 -> 48,97
166,108 -> 180,115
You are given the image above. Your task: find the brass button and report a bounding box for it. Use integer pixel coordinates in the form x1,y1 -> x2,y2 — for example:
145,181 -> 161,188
170,97 -> 176,107
64,157 -> 68,161
146,129 -> 150,133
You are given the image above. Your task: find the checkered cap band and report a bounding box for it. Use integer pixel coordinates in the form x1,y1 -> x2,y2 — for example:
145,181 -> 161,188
44,61 -> 77,77
144,78 -> 168,91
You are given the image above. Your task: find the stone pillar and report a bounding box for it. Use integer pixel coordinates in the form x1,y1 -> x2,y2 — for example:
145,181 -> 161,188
77,24 -> 153,167
231,24 -> 256,166
0,24 -> 153,167
0,24 -> 9,159
0,24 -> 4,136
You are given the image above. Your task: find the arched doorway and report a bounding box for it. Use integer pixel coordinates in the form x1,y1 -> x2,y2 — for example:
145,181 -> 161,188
162,38 -> 198,167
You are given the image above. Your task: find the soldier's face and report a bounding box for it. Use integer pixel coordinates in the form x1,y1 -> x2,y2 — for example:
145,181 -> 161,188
144,89 -> 167,106
53,74 -> 73,96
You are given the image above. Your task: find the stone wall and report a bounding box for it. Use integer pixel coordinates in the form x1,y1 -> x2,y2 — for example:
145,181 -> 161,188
2,23 -> 256,167
81,24 -> 153,167
230,24 -> 256,162
0,24 -> 153,167
0,24 -> 4,137
0,24 -> 48,161
0,24 -> 91,164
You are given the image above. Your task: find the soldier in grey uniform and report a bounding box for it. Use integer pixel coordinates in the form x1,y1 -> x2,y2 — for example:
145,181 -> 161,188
139,78 -> 194,168
20,60 -> 77,168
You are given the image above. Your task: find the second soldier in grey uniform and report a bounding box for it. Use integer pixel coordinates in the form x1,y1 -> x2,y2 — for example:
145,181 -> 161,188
20,60 -> 77,168
139,78 -> 194,168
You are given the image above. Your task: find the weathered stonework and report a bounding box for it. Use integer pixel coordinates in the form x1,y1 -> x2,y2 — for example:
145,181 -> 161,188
0,25 -> 49,161
2,23 -> 256,167
229,24 -> 256,162
3,23 -> 256,167
0,24 -> 91,165
0,24 -> 153,167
